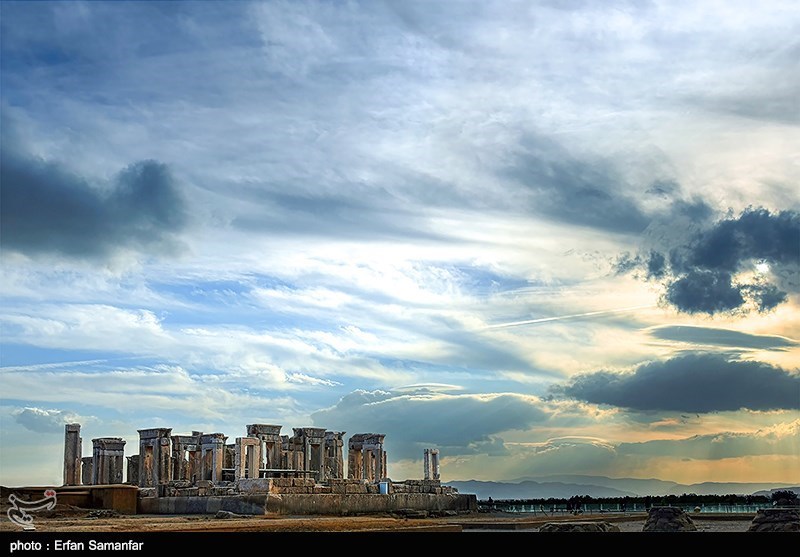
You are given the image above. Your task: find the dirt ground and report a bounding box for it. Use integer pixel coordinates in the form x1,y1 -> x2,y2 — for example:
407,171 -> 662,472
0,505 -> 754,533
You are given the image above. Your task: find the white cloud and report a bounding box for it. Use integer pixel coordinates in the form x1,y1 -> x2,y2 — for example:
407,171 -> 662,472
12,407 -> 92,434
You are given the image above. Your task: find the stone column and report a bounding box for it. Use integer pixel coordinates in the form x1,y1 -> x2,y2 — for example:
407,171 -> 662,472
324,431 -> 345,479
348,434 -> 362,479
423,448 -> 431,480
91,437 -> 126,484
280,435 -> 291,469
126,455 -> 139,485
288,431 -> 304,471
137,428 -> 172,487
431,448 -> 440,480
81,456 -> 93,485
171,433 -> 201,482
246,424 -> 283,470
63,424 -> 82,486
234,437 -> 262,479
200,433 -> 226,482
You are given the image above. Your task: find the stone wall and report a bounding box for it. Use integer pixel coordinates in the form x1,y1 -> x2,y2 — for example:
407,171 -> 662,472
138,492 -> 477,515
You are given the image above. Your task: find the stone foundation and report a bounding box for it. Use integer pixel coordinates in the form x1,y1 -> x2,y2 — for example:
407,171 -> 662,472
138,492 -> 477,515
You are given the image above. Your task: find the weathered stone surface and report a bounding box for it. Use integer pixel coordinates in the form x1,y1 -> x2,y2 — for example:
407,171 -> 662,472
237,478 -> 273,494
748,508 -> 800,532
138,492 -> 477,515
642,507 -> 697,532
215,510 -> 249,519
539,522 -> 620,532
392,508 -> 429,519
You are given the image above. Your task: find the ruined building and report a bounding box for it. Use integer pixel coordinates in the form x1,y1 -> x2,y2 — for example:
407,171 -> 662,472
65,422 -> 475,516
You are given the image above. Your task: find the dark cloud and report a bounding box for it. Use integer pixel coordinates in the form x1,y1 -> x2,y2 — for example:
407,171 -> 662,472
616,207 -> 800,314
311,388 -> 550,459
646,251 -> 667,279
677,208 -> 799,273
555,353 -> 800,412
0,143 -> 187,260
13,407 -> 81,434
649,326 -> 798,351
665,270 -> 745,314
506,135 -> 651,234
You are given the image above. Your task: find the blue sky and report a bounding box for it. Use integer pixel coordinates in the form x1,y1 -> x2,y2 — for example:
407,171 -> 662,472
1,0 -> 798,486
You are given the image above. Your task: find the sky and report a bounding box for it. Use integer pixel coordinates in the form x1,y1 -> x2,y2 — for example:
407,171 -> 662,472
1,0 -> 798,488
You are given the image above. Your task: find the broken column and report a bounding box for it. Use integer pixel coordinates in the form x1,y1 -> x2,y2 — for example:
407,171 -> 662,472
324,431 -> 346,480
246,424 -> 283,470
200,433 -> 226,482
424,448 -> 440,481
137,428 -> 172,487
126,455 -> 139,485
348,433 -> 387,482
63,423 -> 82,486
91,437 -> 126,484
171,432 -> 202,482
81,456 -> 93,485
234,437 -> 262,479
283,434 -> 304,471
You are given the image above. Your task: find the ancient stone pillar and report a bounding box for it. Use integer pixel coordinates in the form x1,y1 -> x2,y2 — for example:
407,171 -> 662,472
348,433 -> 387,482
431,448 -> 440,481
137,428 -> 172,487
246,424 -> 283,470
286,431 -> 305,471
423,448 -> 431,480
126,455 -> 139,485
324,431 -> 346,479
200,433 -> 226,482
234,437 -> 262,479
171,433 -> 202,482
291,427 -> 326,481
91,437 -> 126,485
63,423 -> 82,486
81,456 -> 93,486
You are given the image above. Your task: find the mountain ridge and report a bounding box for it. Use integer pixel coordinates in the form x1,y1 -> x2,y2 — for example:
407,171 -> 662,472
445,475 -> 800,499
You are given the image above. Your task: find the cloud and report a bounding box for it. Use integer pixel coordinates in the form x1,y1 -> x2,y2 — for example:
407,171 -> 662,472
518,437 -> 619,475
619,420 -> 800,460
555,353 -> 800,412
617,208 -> 800,314
13,407 -> 84,433
505,134 -> 651,234
311,388 -> 552,459
648,325 -> 799,350
0,136 -> 187,261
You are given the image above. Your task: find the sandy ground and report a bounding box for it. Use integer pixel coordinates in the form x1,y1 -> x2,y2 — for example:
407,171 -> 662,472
0,505 -> 755,533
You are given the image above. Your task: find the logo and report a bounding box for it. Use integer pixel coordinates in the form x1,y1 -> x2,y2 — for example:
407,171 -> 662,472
7,490 -> 57,531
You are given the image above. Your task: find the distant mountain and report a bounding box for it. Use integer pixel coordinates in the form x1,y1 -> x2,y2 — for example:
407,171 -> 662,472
513,475 -> 680,497
444,479 -> 636,500
751,487 -> 800,498
665,482 -> 799,496
446,476 -> 800,500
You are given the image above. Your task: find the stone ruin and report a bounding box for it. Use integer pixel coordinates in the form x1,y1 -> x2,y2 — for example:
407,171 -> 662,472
642,506 -> 697,531
748,508 -> 800,532
540,522 -> 620,532
62,422 -> 460,502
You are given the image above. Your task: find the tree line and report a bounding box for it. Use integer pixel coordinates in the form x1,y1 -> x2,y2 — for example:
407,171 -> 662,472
482,490 -> 798,508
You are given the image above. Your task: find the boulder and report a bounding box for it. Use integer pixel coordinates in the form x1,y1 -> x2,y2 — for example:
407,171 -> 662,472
642,507 -> 697,532
539,521 -> 620,532
748,508 -> 800,532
